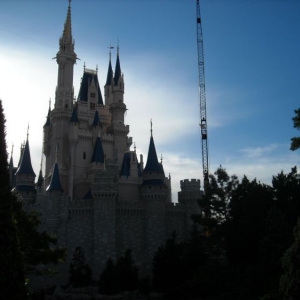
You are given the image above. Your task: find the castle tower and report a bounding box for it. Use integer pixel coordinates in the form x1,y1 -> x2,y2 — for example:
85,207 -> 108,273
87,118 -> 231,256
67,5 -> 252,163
15,137 -> 36,204
141,124 -> 168,272
104,51 -> 113,106
107,49 -> 132,165
45,1 -> 77,194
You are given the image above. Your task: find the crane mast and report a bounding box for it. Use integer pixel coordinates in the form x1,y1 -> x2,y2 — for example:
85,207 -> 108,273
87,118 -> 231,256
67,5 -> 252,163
196,0 -> 209,190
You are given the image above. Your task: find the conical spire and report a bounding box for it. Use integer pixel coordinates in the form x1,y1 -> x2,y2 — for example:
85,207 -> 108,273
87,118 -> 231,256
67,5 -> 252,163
105,55 -> 113,86
70,105 -> 79,123
46,163 -> 64,193
114,47 -> 121,85
44,107 -> 51,127
62,0 -> 72,44
15,139 -> 35,176
143,136 -> 162,174
91,137 -> 104,164
92,110 -> 100,127
36,169 -> 44,188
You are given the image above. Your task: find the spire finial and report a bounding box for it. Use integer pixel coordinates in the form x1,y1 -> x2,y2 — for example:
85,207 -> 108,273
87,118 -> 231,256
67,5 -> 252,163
161,154 -> 163,164
68,0 -> 71,8
108,45 -> 114,61
11,143 -> 14,158
134,142 -> 136,152
96,64 -> 98,74
27,124 -> 29,140
49,98 -> 51,109
62,0 -> 72,43
150,119 -> 153,137
83,62 -> 86,71
117,39 -> 120,56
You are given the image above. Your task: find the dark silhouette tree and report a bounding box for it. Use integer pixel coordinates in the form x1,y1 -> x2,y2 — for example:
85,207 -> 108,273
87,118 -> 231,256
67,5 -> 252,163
99,258 -> 118,295
290,108 -> 300,151
0,100 -> 27,299
69,246 -> 91,287
99,250 -> 139,294
13,202 -> 66,275
280,218 -> 300,299
116,249 -> 139,292
152,232 -> 186,292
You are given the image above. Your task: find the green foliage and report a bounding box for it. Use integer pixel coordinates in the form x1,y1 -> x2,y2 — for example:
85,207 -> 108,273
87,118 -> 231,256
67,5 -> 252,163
280,218 -> 300,299
0,100 -> 27,299
99,249 -> 139,294
290,108 -> 300,151
69,246 -> 91,287
12,198 -> 66,275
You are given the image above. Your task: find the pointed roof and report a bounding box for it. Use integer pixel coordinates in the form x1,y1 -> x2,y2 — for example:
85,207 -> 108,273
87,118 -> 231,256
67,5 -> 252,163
46,163 -> 64,193
82,189 -> 94,200
120,152 -> 141,177
62,0 -> 72,44
77,71 -> 104,104
114,49 -> 121,85
92,110 -> 100,126
91,137 -> 104,164
44,107 -> 51,127
105,58 -> 113,86
70,105 -> 79,123
15,139 -> 36,176
143,136 -> 164,175
9,156 -> 13,169
36,169 -> 44,188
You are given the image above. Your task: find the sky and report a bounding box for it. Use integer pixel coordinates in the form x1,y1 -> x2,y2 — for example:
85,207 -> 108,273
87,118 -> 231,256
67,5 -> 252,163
0,0 -> 299,201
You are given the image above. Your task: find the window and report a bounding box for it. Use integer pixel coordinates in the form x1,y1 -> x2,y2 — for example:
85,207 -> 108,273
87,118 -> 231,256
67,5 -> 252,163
90,92 -> 96,98
90,103 -> 95,110
83,151 -> 86,160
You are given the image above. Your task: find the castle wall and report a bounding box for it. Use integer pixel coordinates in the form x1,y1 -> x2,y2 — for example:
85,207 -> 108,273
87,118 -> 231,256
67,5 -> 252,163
166,204 -> 186,241
116,205 -> 145,271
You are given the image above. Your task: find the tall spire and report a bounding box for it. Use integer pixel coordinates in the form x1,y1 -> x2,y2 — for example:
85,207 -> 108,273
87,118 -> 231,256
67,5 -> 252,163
62,0 -> 73,45
114,46 -> 121,85
105,47 -> 114,86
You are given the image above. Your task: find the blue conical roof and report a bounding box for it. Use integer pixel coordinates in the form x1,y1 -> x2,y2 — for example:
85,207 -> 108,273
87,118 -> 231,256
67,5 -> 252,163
105,59 -> 113,86
77,71 -> 103,104
36,169 -> 44,188
70,105 -> 79,123
82,189 -> 93,200
114,53 -> 121,85
143,136 -> 164,174
15,140 -> 36,176
120,152 -> 141,177
46,163 -> 64,193
91,137 -> 104,163
92,110 -> 100,127
44,107 -> 51,127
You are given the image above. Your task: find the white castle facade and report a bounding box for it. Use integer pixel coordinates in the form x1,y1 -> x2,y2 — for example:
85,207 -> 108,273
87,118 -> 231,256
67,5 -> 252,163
9,3 -> 202,283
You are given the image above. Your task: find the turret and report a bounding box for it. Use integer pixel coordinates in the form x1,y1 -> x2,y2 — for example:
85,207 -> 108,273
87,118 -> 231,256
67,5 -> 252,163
104,51 -> 114,106
46,162 -> 64,194
43,106 -> 51,156
110,48 -> 126,126
141,122 -> 168,200
54,0 -> 76,111
15,138 -> 36,199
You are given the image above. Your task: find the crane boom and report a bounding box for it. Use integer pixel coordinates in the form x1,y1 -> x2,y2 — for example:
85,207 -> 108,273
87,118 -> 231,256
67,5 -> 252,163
196,0 -> 209,189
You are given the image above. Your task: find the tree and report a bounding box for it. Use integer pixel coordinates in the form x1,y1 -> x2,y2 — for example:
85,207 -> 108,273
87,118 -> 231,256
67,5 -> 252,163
69,246 -> 91,287
99,258 -> 118,295
152,232 -> 187,292
0,100 -> 27,299
280,218 -> 300,299
99,249 -> 139,294
290,108 -> 300,151
116,249 -> 139,292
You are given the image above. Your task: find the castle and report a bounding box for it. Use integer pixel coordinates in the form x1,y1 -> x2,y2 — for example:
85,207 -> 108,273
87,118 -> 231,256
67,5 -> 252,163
9,2 -> 202,283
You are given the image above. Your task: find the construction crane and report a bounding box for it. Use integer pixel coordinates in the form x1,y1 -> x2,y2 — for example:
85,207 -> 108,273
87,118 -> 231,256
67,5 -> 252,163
196,0 -> 209,192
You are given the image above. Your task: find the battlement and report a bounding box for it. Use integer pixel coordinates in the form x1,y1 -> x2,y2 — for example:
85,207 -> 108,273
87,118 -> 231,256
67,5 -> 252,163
180,178 -> 201,191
